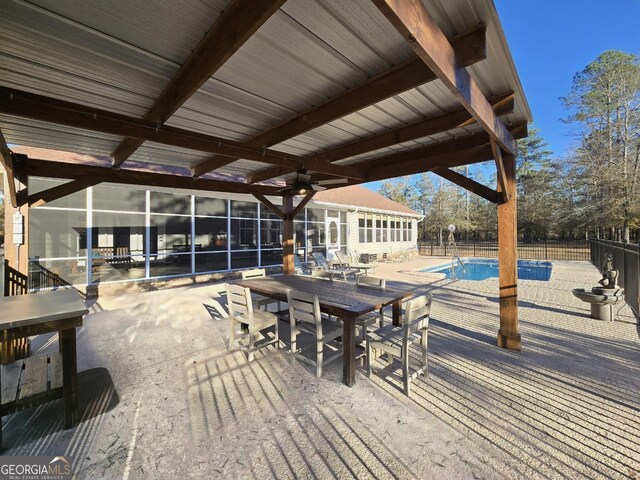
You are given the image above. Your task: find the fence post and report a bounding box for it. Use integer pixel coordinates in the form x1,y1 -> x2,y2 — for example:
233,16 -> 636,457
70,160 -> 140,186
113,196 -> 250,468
544,238 -> 548,260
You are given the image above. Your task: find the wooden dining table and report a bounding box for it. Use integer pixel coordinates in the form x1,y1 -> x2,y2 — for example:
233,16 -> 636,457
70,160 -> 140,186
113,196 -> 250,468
237,275 -> 412,387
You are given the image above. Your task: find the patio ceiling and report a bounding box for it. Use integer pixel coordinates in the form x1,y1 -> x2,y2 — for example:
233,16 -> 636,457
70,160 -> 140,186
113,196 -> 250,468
0,0 -> 531,201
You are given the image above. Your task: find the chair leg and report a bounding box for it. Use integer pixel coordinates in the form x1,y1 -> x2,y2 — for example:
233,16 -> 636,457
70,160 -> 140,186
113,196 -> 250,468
316,335 -> 323,378
274,318 -> 280,349
248,328 -> 256,362
420,332 -> 429,378
229,317 -> 236,345
290,325 -> 297,355
422,336 -> 429,378
365,338 -> 372,378
402,346 -> 410,396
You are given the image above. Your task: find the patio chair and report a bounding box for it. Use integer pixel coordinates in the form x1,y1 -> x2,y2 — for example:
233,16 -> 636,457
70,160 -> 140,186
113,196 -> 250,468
356,275 -> 387,329
286,288 -> 342,378
226,284 -> 280,362
311,252 -> 358,280
365,294 -> 432,396
241,268 -> 281,312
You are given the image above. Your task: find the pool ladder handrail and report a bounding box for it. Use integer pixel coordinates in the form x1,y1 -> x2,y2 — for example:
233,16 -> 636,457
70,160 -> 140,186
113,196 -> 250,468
451,255 -> 465,279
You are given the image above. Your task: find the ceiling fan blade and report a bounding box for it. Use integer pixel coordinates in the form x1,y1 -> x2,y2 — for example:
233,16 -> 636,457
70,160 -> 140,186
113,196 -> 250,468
311,184 -> 327,191
315,178 -> 349,186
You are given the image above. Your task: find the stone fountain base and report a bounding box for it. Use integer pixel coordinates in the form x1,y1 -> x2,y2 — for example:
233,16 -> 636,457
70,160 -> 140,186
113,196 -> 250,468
572,287 -> 625,321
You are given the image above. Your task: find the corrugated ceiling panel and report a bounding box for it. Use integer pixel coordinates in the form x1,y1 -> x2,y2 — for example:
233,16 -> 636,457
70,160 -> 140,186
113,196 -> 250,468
129,142 -> 210,168
27,0 -> 227,63
1,1 -> 177,115
1,115 -> 121,156
0,0 -> 531,182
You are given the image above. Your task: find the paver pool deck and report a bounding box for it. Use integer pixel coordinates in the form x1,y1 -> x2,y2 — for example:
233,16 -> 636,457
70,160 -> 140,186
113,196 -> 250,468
2,257 -> 638,479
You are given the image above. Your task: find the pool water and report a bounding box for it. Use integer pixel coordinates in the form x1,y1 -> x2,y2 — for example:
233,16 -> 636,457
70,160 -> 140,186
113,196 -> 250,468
422,259 -> 552,281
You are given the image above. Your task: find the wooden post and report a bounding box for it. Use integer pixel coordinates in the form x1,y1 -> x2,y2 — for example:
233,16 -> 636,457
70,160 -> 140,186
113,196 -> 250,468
2,154 -> 30,363
282,195 -> 295,275
496,151 -> 520,350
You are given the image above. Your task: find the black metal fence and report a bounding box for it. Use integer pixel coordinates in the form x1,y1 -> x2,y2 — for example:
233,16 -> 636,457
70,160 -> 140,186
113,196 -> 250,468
418,239 -> 590,261
590,239 -> 639,319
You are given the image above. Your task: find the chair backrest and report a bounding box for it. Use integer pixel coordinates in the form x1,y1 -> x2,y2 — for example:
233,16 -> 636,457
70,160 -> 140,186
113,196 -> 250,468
226,284 -> 253,319
311,252 -> 329,269
356,275 -> 386,289
287,288 -> 321,326
334,251 -> 348,265
293,255 -> 305,275
403,294 -> 432,338
241,268 -> 266,280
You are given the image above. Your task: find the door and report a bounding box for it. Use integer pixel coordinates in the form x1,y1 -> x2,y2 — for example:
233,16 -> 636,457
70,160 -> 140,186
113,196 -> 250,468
325,212 -> 340,261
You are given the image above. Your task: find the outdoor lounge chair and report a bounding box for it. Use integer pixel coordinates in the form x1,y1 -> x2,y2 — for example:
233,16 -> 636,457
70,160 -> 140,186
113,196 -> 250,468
226,284 -> 280,362
311,252 -> 359,280
366,294 -> 432,396
335,250 -> 376,275
286,288 -> 342,378
293,254 -> 321,275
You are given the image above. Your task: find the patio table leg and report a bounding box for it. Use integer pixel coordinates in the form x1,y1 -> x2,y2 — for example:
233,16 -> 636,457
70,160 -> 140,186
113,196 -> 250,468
392,300 -> 402,326
59,324 -> 79,428
342,316 -> 356,387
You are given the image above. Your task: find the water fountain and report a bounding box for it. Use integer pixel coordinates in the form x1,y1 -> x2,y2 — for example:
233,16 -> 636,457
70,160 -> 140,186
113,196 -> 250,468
572,254 -> 625,321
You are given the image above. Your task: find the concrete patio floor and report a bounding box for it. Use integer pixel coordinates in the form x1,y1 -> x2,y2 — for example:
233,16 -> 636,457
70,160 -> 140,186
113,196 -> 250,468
2,257 -> 639,479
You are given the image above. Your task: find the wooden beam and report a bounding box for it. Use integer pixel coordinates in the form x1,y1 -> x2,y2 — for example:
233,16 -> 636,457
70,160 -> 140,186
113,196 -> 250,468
366,144 -> 493,183
290,191 -> 315,219
26,158 -> 281,196
249,91 -> 514,184
0,87 -> 363,180
0,87 -> 293,166
111,0 -> 287,167
372,0 -> 516,155
363,121 -> 528,182
191,23 -> 487,177
432,167 -> 498,203
252,193 -> 285,220
496,152 -> 520,350
282,196 -> 295,275
28,177 -> 103,207
491,140 -> 509,203
364,134 -> 495,181
0,128 -> 17,207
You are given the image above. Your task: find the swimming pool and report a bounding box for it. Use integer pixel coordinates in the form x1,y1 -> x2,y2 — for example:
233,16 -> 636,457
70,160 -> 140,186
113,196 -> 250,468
421,259 -> 552,281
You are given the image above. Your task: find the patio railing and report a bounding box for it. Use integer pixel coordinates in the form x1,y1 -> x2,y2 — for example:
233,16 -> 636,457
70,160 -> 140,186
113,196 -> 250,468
418,239 -> 590,261
590,239 -> 639,319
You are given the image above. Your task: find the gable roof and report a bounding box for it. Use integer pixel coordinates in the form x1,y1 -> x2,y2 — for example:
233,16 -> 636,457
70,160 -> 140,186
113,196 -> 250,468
313,185 -> 419,216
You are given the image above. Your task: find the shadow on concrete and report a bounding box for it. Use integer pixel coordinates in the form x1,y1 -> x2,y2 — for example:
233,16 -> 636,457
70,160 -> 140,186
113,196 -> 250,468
2,368 -> 119,455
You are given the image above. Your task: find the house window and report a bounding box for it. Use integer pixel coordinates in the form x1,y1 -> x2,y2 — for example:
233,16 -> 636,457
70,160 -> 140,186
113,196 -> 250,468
359,214 -> 366,243
382,217 -> 388,242
239,219 -> 255,246
375,215 -> 382,242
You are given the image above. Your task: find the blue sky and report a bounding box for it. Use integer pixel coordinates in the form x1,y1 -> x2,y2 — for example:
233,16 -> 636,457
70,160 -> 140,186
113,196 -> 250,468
365,0 -> 640,192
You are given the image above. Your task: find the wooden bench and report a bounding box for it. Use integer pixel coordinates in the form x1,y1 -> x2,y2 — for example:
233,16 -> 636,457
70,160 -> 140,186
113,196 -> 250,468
92,247 -> 132,271
1,352 -> 64,417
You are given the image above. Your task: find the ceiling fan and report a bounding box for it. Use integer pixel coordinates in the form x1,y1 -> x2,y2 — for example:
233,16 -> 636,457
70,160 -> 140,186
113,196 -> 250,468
280,168 -> 348,195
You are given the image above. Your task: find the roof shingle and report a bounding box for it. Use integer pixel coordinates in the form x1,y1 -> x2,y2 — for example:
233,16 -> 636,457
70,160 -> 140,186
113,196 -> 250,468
313,185 -> 419,215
